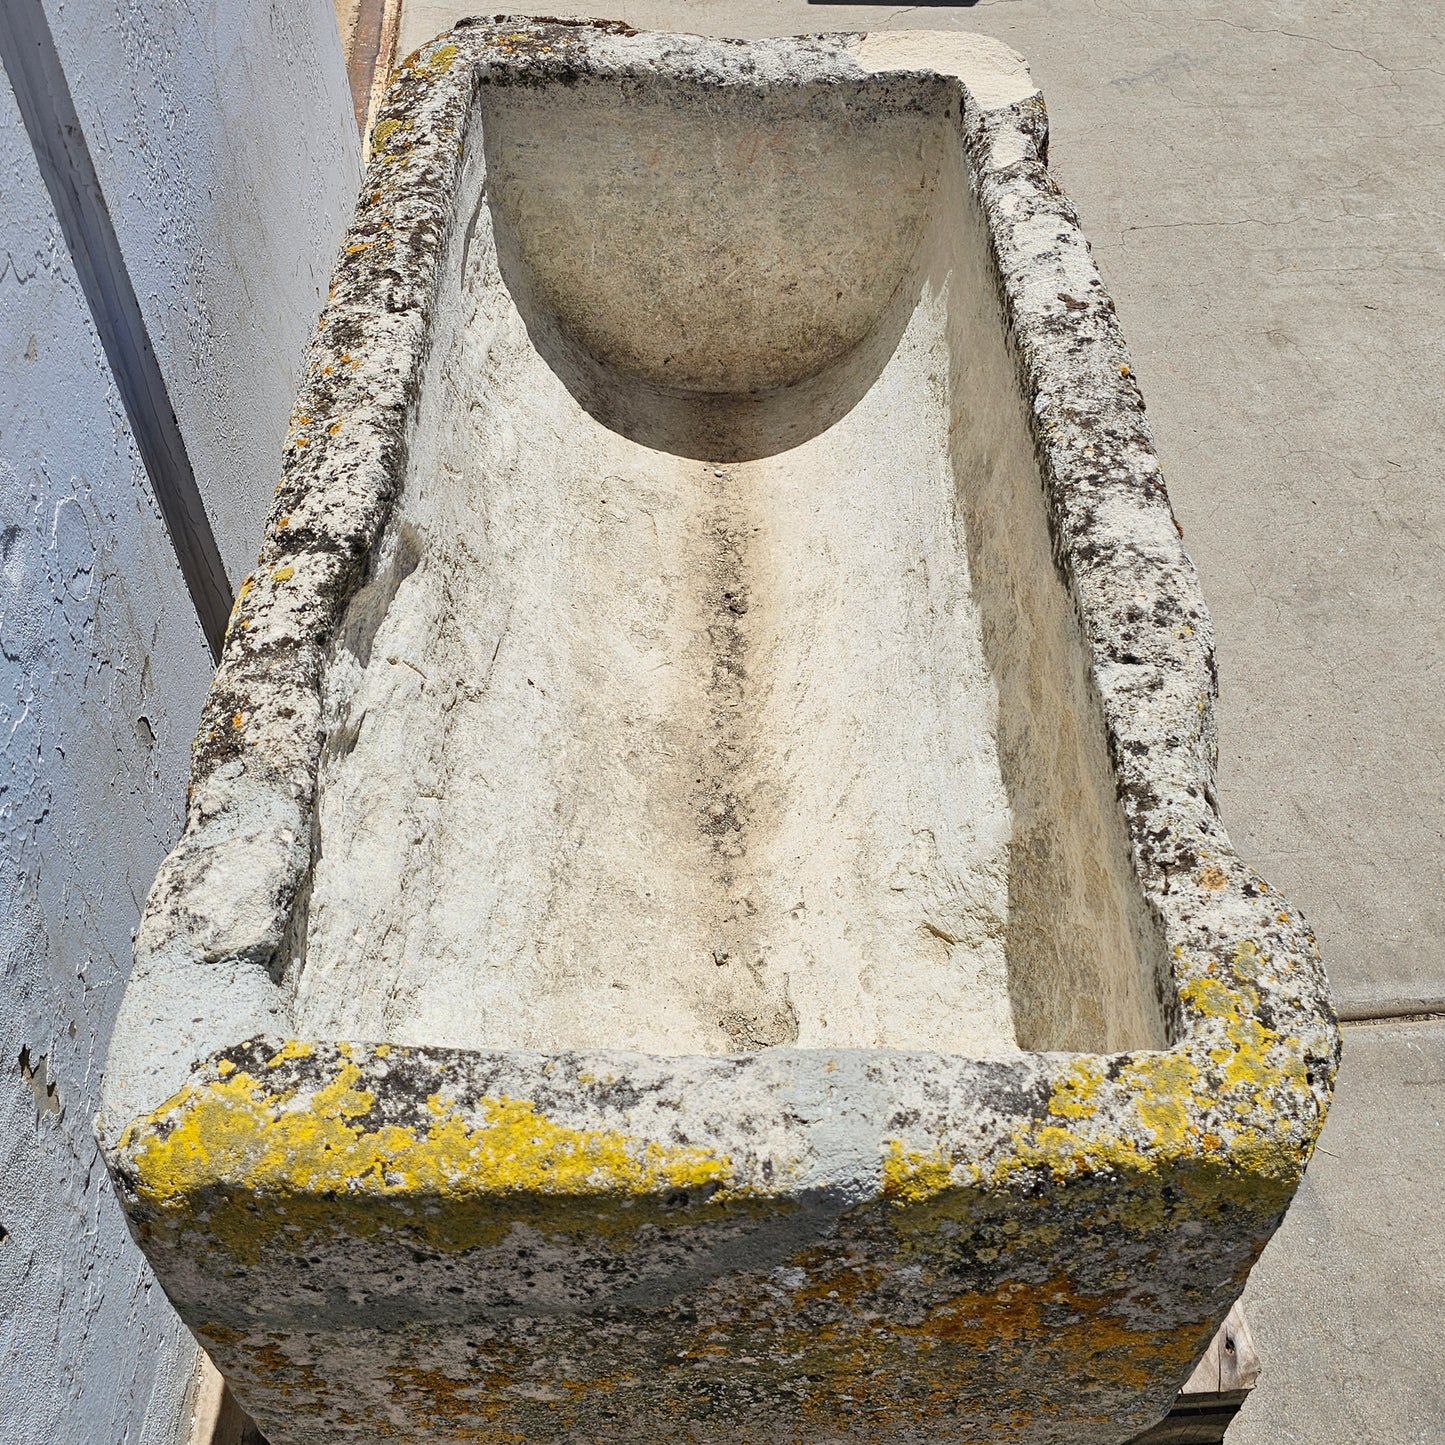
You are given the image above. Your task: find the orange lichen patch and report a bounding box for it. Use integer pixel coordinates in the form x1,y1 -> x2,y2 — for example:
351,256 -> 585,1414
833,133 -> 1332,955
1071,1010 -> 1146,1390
488,32 -> 557,57
239,1337 -> 337,1410
196,1265 -> 1207,1444
781,1251 -> 886,1311
387,1361 -> 509,1430
903,1271 -> 1195,1383
1197,865 -> 1228,890
225,573 -> 255,632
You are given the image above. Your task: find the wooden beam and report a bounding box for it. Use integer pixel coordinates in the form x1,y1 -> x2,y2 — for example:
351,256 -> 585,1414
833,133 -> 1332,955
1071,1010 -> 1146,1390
183,1354 -> 266,1445
0,0 -> 233,660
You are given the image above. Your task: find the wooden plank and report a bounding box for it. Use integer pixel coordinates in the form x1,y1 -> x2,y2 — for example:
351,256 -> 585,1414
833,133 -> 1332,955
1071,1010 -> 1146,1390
0,0 -> 234,659
337,0 -> 404,157
1184,1300 -> 1261,1396
1128,1303 -> 1260,1444
186,1354 -> 268,1445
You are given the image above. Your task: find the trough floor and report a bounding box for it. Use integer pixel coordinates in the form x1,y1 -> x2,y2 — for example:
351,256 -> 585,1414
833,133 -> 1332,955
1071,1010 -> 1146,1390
297,273 -> 1024,1058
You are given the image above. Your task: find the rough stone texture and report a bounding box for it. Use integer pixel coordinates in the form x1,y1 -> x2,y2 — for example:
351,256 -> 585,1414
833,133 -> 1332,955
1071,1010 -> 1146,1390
388,8 -> 1445,1438
100,22 -> 1339,1445
293,39 -> 1163,1063
396,0 -> 1445,1031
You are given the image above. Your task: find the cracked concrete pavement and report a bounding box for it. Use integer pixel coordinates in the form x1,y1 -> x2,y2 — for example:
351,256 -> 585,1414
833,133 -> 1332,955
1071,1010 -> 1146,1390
381,2 -> 1443,1437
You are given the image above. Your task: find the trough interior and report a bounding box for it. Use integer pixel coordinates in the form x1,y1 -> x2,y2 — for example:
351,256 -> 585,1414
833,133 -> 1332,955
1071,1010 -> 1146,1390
291,76 -> 1168,1058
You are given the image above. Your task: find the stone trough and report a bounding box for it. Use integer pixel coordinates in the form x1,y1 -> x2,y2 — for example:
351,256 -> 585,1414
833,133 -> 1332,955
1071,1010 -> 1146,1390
99,19 -> 1339,1445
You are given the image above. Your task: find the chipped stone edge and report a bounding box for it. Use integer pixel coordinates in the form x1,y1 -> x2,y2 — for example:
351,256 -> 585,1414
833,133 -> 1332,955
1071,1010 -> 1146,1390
98,15 -> 1340,1394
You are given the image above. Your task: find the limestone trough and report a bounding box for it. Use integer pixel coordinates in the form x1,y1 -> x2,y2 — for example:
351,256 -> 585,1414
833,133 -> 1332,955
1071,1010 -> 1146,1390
100,19 -> 1339,1445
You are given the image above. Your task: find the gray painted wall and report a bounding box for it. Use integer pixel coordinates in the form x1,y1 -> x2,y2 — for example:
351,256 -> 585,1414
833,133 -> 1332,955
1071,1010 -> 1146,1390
47,0 -> 364,587
0,3 -> 359,1439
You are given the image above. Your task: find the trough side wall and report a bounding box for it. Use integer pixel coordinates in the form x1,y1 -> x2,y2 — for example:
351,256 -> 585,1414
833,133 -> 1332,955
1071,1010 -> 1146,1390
0,4 -> 360,1440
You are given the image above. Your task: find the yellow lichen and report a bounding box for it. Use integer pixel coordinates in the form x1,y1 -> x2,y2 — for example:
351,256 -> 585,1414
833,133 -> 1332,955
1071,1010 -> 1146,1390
265,1040 -> 314,1067
1181,975 -> 1243,1020
1230,938 -> 1268,979
121,1048 -> 738,1260
881,1140 -> 953,1204
1047,1060 -> 1105,1120
1118,1052 -> 1199,1149
426,43 -> 459,72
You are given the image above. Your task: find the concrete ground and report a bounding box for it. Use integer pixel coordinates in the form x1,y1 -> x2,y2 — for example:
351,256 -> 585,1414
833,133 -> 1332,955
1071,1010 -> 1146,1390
385,3 -> 1444,1438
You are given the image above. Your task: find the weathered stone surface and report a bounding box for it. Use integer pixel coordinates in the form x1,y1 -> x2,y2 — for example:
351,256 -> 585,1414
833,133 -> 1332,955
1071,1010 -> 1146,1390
99,20 -> 1338,1444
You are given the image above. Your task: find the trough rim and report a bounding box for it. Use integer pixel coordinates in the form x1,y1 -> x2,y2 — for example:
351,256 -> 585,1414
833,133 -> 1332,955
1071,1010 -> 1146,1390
100,17 -> 1339,1289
